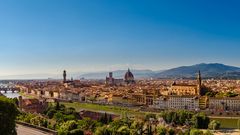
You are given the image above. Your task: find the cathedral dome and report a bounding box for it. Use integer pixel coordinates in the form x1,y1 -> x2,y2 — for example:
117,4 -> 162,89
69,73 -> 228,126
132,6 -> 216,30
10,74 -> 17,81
124,68 -> 134,81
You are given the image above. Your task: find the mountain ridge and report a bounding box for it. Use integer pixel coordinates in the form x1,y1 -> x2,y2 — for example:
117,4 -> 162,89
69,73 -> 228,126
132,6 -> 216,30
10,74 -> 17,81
80,63 -> 240,79
155,63 -> 240,79
1,63 -> 240,80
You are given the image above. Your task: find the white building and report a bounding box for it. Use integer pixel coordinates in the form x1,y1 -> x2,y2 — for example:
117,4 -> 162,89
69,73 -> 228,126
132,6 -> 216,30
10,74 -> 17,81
209,97 -> 240,111
153,96 -> 199,110
153,96 -> 168,109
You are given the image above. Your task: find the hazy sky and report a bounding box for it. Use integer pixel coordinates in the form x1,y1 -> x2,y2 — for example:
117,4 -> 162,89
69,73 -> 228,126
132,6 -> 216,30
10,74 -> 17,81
0,0 -> 240,76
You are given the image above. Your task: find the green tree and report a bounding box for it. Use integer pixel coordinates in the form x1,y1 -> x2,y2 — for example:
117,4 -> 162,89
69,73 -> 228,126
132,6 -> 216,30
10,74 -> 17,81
78,118 -> 99,131
168,128 -> 175,135
160,110 -> 193,126
130,120 -> 144,135
57,120 -> 78,135
157,126 -> 167,135
55,101 -> 60,110
54,111 -> 65,123
204,130 -> 213,135
46,108 -> 57,119
63,114 -> 76,121
191,113 -> 210,129
108,115 -> 113,123
30,116 -> 41,126
178,110 -> 192,125
183,129 -> 190,135
225,92 -> 238,97
117,125 -> 130,135
0,96 -> 19,135
99,112 -> 113,125
17,112 -> 36,123
64,107 -> 76,115
68,129 -> 84,135
166,111 -> 175,123
208,120 -> 221,130
146,124 -> 153,135
145,113 -> 156,121
190,129 -> 203,135
95,126 -> 111,135
12,98 -> 19,107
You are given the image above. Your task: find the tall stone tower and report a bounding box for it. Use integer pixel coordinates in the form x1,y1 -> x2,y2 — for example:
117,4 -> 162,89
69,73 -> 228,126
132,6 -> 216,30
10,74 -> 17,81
109,72 -> 113,79
63,70 -> 67,83
197,70 -> 202,95
197,70 -> 202,86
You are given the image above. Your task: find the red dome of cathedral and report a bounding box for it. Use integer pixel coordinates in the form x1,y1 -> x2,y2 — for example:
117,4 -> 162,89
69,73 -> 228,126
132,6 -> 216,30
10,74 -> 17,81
124,69 -> 134,83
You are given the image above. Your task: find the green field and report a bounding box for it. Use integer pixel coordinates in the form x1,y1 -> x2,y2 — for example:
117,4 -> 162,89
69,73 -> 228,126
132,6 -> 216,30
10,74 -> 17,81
210,117 -> 240,129
62,102 -> 240,129
61,102 -> 145,116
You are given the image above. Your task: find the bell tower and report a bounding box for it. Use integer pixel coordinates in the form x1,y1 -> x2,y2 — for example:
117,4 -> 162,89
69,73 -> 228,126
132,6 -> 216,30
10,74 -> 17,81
197,70 -> 202,86
63,70 -> 67,83
197,70 -> 202,95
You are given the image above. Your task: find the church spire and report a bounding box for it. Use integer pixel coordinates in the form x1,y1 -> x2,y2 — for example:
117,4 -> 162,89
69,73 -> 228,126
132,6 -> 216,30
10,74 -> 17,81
197,70 -> 202,95
197,70 -> 202,86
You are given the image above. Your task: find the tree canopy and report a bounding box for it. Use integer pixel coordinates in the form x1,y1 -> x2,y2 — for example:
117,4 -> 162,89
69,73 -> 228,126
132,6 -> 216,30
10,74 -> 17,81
0,96 -> 19,135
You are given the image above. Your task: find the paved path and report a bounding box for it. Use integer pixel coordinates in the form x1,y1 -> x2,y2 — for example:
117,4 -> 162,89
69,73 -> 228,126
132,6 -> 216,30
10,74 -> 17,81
17,124 -> 52,135
213,129 -> 240,135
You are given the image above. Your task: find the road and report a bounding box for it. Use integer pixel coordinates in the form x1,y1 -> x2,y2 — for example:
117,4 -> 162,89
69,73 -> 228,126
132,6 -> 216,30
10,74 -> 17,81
17,124 -> 52,135
209,116 -> 240,119
214,129 -> 240,135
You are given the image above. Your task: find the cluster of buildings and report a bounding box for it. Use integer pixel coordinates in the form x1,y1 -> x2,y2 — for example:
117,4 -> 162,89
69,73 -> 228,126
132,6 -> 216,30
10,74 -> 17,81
208,97 -> 240,111
137,71 -> 240,112
17,69 -> 240,113
134,71 -> 204,110
18,96 -> 48,113
18,69 -> 136,102
105,68 -> 135,85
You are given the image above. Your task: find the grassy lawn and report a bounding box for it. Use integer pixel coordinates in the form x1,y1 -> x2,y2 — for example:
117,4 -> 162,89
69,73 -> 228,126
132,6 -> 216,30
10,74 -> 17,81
210,117 -> 240,129
61,102 -> 240,129
61,102 -> 145,116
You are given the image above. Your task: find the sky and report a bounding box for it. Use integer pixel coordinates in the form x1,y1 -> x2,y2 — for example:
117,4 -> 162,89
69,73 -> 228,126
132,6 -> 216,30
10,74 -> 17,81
0,0 -> 240,76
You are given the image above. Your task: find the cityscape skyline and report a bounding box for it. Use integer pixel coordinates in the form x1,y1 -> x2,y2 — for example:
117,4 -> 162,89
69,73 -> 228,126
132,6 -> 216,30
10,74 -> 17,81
1,1 -> 240,134
0,0 -> 240,76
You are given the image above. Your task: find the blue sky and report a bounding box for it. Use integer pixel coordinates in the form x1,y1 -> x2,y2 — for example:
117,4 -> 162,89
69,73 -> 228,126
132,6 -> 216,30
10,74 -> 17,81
0,0 -> 240,76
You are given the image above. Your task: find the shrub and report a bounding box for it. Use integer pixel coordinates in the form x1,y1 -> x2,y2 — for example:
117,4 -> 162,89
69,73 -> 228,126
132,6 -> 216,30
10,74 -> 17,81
208,120 -> 221,130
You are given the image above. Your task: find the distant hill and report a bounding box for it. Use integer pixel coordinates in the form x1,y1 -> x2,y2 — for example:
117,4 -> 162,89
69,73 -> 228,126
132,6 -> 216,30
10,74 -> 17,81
79,69 -> 157,79
1,63 -> 240,80
155,63 -> 240,79
0,74 -> 58,80
76,63 -> 240,79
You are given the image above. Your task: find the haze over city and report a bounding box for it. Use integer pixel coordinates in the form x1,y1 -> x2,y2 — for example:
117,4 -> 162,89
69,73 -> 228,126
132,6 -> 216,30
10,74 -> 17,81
0,0 -> 240,77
